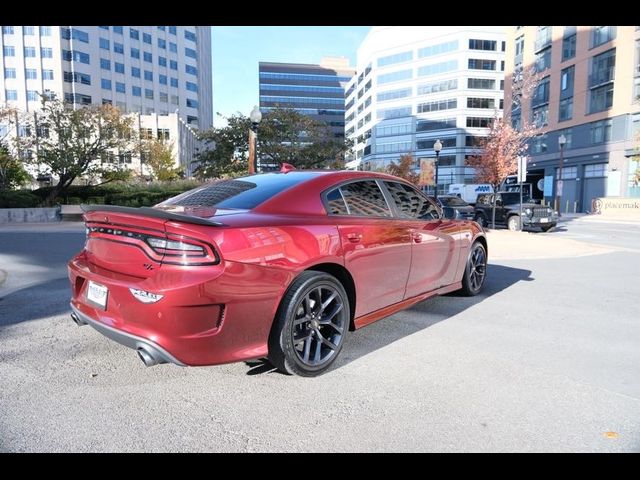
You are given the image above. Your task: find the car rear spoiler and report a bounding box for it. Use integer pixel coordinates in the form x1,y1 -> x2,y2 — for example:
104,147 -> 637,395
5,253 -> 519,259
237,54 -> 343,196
80,204 -> 225,227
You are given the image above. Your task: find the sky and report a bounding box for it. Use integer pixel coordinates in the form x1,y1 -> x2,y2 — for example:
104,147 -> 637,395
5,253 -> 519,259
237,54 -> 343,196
211,26 -> 371,127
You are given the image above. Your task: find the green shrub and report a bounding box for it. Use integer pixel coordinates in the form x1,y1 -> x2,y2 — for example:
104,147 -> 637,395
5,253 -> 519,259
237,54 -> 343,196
0,190 -> 42,208
66,196 -> 83,205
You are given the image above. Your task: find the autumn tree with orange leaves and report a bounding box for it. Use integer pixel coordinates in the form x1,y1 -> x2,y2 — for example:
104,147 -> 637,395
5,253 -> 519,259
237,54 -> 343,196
387,153 -> 419,186
466,66 -> 541,228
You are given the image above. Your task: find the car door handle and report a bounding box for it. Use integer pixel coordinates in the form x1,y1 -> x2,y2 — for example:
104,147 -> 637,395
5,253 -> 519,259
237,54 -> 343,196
346,232 -> 362,243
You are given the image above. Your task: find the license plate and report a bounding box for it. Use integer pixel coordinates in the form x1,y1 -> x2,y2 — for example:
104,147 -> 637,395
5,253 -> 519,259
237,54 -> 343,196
87,281 -> 108,309
540,218 -> 549,223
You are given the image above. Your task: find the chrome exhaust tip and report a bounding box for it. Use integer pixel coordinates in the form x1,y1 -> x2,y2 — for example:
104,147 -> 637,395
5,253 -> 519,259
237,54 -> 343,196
137,346 -> 162,367
71,312 -> 87,326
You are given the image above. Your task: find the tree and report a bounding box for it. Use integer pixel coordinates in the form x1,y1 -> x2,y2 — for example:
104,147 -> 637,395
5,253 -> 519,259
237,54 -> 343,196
466,117 -> 538,228
194,108 -> 352,179
387,153 -> 419,185
0,142 -> 30,190
142,138 -> 182,181
17,94 -> 135,205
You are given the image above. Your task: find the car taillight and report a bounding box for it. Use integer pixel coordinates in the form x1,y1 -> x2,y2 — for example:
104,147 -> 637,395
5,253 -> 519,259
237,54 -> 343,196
145,234 -> 219,265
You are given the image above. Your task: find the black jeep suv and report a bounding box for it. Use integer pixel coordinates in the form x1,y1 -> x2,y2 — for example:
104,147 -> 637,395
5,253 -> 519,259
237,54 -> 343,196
474,192 -> 558,232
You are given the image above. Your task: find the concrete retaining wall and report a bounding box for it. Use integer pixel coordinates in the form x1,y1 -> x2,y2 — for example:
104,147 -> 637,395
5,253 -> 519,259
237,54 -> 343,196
0,208 -> 60,223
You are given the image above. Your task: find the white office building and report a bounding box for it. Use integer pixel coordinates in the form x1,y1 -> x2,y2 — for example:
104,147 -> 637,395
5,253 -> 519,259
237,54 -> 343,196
345,26 -> 506,192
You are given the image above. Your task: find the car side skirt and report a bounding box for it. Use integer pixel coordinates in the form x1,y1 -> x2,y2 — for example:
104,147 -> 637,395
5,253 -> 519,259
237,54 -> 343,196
353,282 -> 463,329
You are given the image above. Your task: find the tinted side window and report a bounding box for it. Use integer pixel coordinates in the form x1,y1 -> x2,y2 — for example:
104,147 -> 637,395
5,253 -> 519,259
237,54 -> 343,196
325,188 -> 348,215
383,181 -> 439,219
339,181 -> 392,217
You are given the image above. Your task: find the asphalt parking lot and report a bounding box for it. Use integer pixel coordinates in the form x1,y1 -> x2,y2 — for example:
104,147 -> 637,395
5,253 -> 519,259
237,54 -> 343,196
1,220 -> 639,452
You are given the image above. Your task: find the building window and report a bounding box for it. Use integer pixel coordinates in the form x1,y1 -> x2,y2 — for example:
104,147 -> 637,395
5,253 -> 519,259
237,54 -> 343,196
468,59 -> 495,70
23,46 -> 36,57
113,26 -> 123,35
4,68 -> 16,78
466,117 -> 492,128
418,60 -> 458,77
592,26 -> 616,48
377,69 -> 412,84
144,70 -> 153,81
113,42 -> 124,54
589,84 -> 614,113
557,129 -> 573,149
169,26 -> 177,35
100,58 -> 111,70
61,28 -> 89,43
157,26 -> 166,31
143,51 -> 152,62
417,39 -> 458,58
63,71 -> 91,85
185,64 -> 197,76
158,56 -> 167,67
559,97 -> 573,121
99,37 -> 110,50
590,48 -> 616,87
170,77 -> 178,88
467,97 -> 495,109
143,33 -> 152,44
532,105 -> 549,127
159,92 -> 168,103
2,26 -> 14,34
590,119 -> 612,144
170,60 -> 178,70
561,65 -> 575,94
130,28 -> 139,40
23,26 -> 35,35
159,74 -> 167,85
417,98 -> 457,113
376,106 -> 412,119
184,30 -> 197,42
515,35 -> 524,65
99,26 -> 109,30
26,90 -> 38,101
532,76 -> 550,106
535,48 -> 552,72
25,68 -> 37,79
41,47 -> 53,58
377,87 -> 411,102
64,93 -> 92,105
535,26 -> 552,51
584,163 -> 608,177
5,90 -> 18,101
114,62 -> 125,74
416,118 -> 457,131
416,138 -> 456,149
132,86 -> 141,97
377,50 -> 413,67
62,50 -> 90,64
185,47 -> 197,59
158,38 -> 166,49
131,47 -> 140,59
186,98 -> 198,108
186,81 -> 198,92
530,134 -> 548,154
132,67 -> 140,78
145,88 -> 154,99
469,39 -> 496,51
171,95 -> 179,105
467,78 -> 495,90
562,32 -> 576,61
169,42 -> 177,53
3,46 -> 15,56
101,78 -> 112,90
417,78 -> 457,95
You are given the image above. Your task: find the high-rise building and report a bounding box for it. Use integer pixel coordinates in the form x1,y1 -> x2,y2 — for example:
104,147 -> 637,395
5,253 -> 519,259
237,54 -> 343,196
345,26 -> 506,194
1,25 -> 212,128
259,57 -> 354,138
505,26 -> 640,212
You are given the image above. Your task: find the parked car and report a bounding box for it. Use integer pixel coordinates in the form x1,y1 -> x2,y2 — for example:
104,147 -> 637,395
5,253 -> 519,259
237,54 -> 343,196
431,195 -> 475,220
69,171 -> 487,376
474,191 -> 557,232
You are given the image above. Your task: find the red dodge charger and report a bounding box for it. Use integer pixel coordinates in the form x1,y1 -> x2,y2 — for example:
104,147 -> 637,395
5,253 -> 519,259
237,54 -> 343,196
68,170 -> 487,376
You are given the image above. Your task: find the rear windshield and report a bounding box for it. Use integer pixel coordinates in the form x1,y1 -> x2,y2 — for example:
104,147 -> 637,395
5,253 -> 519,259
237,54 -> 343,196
439,196 -> 469,207
156,172 -> 318,210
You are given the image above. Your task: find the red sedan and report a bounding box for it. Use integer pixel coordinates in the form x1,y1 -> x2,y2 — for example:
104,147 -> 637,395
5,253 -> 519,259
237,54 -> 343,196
68,171 -> 487,376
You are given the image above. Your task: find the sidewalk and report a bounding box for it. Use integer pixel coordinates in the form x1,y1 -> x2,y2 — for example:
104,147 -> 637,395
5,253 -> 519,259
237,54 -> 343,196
558,212 -> 640,226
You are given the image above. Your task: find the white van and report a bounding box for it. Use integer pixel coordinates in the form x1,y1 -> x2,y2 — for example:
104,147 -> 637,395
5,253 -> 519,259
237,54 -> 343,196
448,184 -> 494,204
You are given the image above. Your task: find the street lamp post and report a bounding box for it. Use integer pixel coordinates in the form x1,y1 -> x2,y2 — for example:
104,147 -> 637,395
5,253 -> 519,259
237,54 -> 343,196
556,134 -> 566,217
433,139 -> 442,200
248,105 -> 262,174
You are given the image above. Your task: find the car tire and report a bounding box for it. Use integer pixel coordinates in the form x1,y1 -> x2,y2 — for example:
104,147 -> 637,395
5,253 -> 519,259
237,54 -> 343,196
474,213 -> 487,228
458,241 -> 487,296
268,271 -> 350,377
507,215 -> 521,231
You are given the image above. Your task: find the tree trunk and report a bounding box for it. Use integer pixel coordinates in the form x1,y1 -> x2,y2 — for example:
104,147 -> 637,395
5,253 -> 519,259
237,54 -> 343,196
45,176 -> 73,206
491,186 -> 498,229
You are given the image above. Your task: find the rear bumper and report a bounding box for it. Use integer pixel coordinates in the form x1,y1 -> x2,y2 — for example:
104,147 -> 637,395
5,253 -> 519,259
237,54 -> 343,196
70,304 -> 186,366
